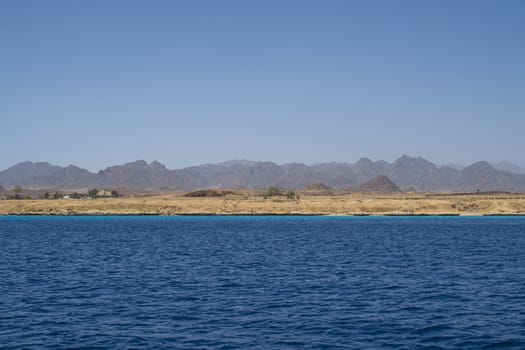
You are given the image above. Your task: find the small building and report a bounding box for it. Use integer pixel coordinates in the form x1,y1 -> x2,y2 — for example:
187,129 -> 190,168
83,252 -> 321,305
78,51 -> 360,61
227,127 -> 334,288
97,189 -> 112,198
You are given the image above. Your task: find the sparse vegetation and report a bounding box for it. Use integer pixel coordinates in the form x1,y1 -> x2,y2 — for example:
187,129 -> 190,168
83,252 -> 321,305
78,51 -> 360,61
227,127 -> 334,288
265,186 -> 281,199
285,190 -> 297,200
13,186 -> 22,195
13,186 -> 23,199
88,189 -> 99,199
53,192 -> 63,199
5,186 -> 32,200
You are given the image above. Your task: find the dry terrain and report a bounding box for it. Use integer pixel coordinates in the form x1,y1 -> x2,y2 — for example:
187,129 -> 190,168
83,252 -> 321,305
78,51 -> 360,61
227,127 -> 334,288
1,193 -> 525,216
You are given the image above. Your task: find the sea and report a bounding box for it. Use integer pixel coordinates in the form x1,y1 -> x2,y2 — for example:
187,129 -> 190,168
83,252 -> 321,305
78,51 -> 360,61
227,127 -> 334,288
0,216 -> 524,349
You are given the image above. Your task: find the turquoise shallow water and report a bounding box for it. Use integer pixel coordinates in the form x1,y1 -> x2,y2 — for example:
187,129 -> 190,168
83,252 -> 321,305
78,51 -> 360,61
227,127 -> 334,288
1,216 -> 524,349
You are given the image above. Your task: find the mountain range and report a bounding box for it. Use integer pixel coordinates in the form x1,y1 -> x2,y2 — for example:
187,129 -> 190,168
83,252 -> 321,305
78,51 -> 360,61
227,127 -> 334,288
1,156 -> 525,192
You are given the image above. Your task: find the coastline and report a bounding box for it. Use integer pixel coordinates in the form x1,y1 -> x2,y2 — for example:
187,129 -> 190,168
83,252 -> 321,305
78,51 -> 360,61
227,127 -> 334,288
1,194 -> 524,217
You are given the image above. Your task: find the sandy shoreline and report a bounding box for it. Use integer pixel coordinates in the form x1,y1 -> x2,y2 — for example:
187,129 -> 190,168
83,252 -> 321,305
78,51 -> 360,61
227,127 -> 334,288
1,193 -> 524,216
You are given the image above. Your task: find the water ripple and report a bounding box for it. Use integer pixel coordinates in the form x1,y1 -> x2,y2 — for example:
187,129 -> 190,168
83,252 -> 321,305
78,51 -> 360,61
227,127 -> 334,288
0,216 -> 524,349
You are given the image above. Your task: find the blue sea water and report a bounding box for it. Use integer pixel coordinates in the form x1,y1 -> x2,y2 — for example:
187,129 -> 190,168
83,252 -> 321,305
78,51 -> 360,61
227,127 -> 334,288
0,216 -> 524,349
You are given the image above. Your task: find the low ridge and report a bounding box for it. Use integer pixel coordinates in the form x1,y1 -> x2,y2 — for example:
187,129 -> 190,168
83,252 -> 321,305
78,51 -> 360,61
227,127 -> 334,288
302,182 -> 334,195
184,190 -> 235,197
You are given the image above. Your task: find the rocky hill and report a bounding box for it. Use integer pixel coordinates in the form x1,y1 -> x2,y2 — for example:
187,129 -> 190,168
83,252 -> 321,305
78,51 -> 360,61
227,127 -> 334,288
1,156 -> 525,192
354,176 -> 401,193
0,161 -> 63,188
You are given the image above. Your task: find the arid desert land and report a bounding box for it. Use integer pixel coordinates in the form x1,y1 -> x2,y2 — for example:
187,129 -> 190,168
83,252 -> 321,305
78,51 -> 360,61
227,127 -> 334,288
1,193 -> 525,216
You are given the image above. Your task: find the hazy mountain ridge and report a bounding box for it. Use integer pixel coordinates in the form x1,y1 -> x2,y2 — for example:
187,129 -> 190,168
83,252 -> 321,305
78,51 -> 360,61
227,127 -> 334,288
492,161 -> 525,175
447,161 -> 525,174
1,156 -> 525,192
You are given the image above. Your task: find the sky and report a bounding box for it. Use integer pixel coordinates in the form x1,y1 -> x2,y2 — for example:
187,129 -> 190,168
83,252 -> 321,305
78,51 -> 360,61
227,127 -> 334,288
1,0 -> 524,171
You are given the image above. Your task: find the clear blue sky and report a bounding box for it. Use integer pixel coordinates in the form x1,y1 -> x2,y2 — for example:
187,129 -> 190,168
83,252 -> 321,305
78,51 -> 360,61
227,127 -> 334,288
1,0 -> 524,171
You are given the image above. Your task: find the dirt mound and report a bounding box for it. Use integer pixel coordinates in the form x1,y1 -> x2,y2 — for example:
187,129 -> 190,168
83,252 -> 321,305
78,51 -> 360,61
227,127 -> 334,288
184,189 -> 235,197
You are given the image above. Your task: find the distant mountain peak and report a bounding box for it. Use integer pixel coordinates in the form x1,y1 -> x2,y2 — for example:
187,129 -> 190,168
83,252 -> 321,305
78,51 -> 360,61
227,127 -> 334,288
396,154 -> 427,163
356,157 -> 373,164
394,155 -> 435,170
467,161 -> 494,170
128,160 -> 148,167
398,154 -> 418,161
11,161 -> 54,168
150,161 -> 167,169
